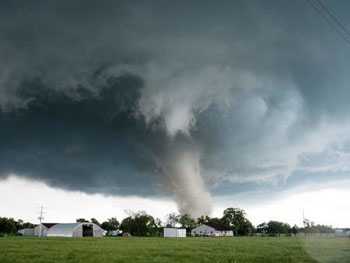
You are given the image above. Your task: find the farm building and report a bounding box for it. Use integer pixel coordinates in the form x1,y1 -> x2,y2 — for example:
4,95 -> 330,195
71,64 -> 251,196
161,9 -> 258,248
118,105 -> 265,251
163,228 -> 186,238
34,223 -> 57,237
191,223 -> 233,237
46,222 -> 104,237
17,228 -> 34,236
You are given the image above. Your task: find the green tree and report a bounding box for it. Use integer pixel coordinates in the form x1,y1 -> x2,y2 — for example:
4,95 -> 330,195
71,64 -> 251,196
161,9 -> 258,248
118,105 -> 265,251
120,211 -> 156,236
15,219 -> 24,230
0,217 -> 17,234
303,224 -> 334,233
76,218 -> 89,223
222,208 -> 254,236
315,224 -> 334,233
166,213 -> 180,227
196,215 -> 211,225
119,216 -> 134,234
291,224 -> 298,235
16,219 -> 35,230
101,217 -> 120,231
207,217 -> 223,225
266,221 -> 291,236
178,214 -> 196,233
196,215 -> 223,226
256,222 -> 268,234
137,211 -> 157,236
153,218 -> 163,237
90,218 -> 100,226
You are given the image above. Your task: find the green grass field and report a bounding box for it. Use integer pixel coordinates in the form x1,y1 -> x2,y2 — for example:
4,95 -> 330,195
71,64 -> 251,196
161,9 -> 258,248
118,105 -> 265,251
0,236 -> 349,263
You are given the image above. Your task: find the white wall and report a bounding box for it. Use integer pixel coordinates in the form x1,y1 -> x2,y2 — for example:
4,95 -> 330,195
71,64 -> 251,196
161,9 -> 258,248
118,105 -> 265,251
18,228 -> 34,236
92,224 -> 104,237
164,228 -> 186,237
191,225 -> 215,236
47,223 -> 104,237
34,224 -> 48,237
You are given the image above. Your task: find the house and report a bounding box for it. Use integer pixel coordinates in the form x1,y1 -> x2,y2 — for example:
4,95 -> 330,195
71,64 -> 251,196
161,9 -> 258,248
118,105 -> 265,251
46,222 -> 104,237
191,223 -> 233,237
163,228 -> 186,238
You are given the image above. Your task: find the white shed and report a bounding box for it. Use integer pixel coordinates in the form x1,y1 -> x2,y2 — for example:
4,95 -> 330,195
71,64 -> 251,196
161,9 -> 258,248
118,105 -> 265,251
163,228 -> 186,238
191,223 -> 233,237
18,228 -> 34,236
46,222 -> 104,237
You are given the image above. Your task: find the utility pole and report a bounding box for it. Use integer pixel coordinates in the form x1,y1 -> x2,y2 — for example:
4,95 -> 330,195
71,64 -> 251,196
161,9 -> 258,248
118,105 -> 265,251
37,206 -> 46,238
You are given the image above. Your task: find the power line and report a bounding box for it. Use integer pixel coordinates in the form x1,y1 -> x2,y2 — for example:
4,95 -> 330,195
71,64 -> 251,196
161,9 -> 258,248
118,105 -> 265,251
316,0 -> 350,38
305,0 -> 350,45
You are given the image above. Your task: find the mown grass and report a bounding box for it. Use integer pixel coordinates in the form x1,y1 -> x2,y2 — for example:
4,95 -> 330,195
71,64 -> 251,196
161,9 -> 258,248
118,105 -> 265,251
0,236 -> 349,263
301,237 -> 350,263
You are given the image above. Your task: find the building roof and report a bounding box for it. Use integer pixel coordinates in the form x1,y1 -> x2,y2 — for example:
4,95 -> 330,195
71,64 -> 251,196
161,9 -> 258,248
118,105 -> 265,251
49,223 -> 81,232
204,223 -> 231,231
42,223 -> 58,228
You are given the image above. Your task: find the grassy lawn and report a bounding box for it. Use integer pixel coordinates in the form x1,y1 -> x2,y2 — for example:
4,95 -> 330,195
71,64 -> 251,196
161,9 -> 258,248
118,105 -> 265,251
0,236 -> 349,263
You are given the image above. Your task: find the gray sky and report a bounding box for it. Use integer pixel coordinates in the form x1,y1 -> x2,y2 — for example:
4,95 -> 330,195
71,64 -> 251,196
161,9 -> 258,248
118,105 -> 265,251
1,0 -> 350,224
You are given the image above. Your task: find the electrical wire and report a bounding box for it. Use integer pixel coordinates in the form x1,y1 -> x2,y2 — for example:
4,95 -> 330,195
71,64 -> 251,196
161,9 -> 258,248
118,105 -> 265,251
316,0 -> 350,38
305,0 -> 350,45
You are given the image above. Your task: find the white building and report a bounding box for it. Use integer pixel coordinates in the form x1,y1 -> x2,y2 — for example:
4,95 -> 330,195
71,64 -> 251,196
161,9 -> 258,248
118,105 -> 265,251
191,223 -> 233,237
17,228 -> 34,236
34,223 -> 58,237
46,222 -> 104,237
163,228 -> 186,238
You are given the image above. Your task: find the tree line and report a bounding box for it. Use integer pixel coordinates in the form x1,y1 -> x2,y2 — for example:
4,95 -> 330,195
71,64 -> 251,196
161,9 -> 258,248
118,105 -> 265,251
0,217 -> 34,236
73,208 -> 255,237
0,207 -> 335,236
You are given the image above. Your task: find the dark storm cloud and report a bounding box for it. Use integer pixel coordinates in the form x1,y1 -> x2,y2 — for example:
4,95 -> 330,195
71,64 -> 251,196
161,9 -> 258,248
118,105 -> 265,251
1,0 -> 350,215
0,75 -> 161,195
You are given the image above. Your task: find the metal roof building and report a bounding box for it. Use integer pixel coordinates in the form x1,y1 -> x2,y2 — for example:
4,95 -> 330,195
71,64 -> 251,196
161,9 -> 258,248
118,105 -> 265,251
34,223 -> 58,237
46,222 -> 104,237
18,228 -> 34,236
